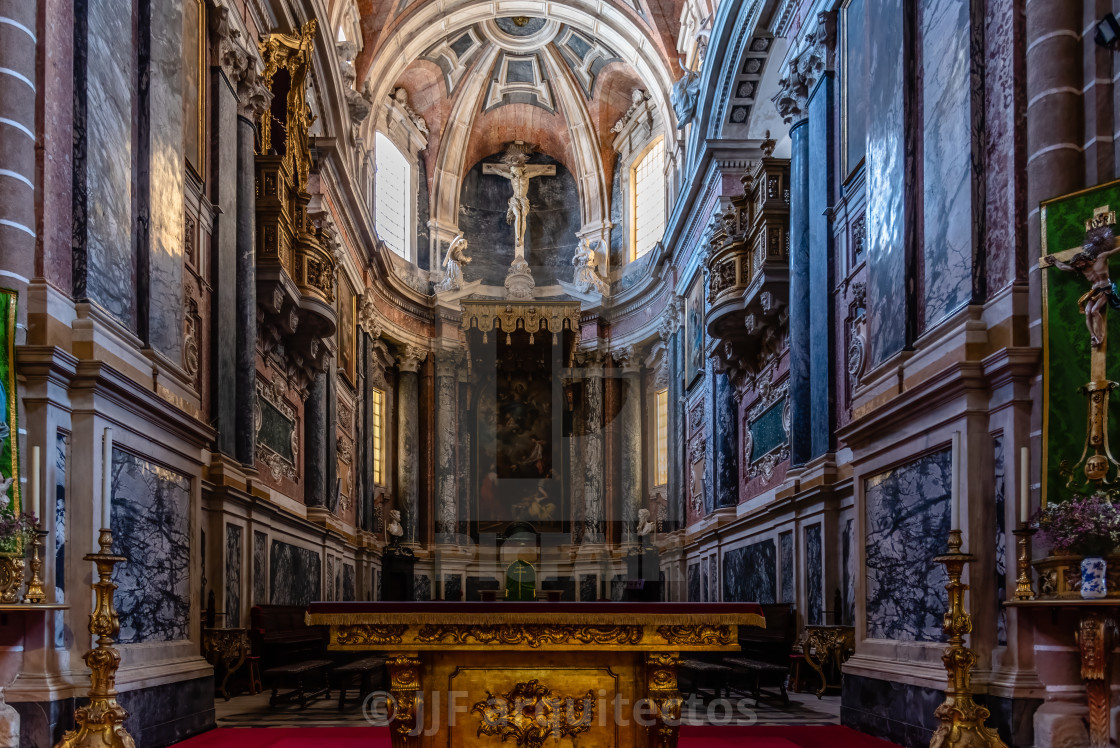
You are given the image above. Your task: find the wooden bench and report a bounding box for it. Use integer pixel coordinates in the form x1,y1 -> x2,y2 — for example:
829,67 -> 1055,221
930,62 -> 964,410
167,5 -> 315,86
678,659 -> 734,700
250,605 -> 327,673
332,655 -> 386,710
263,659 -> 333,709
725,657 -> 790,705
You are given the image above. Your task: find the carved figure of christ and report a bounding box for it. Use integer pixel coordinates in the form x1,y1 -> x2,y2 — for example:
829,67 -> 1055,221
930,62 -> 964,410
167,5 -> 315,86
483,161 -> 556,259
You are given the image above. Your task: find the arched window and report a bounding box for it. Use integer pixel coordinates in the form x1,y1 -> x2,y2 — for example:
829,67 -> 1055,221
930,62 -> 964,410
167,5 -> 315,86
375,132 -> 413,260
631,138 -> 666,261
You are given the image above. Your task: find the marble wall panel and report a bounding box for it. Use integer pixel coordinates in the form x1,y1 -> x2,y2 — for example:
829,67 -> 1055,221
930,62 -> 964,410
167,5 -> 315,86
252,531 -> 266,604
414,574 -> 431,601
920,0 -> 972,329
417,159 -> 431,270
866,0 -> 907,365
865,449 -> 951,641
994,435 -> 1007,645
55,432 -> 69,648
269,541 -> 321,606
708,556 -> 718,603
714,373 -> 738,508
701,561 -> 709,602
843,519 -> 855,625
808,77 -> 836,459
580,574 -> 597,602
343,563 -> 356,601
806,524 -> 823,625
325,556 -> 335,602
687,563 -> 700,602
225,525 -> 241,627
723,539 -> 776,604
610,574 -> 626,601
110,450 -> 191,644
445,573 -> 462,602
779,531 -> 794,604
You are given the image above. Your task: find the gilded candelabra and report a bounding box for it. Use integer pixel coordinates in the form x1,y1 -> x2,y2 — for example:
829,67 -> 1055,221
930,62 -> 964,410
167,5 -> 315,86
22,526 -> 48,604
56,529 -> 135,748
1011,524 -> 1037,601
929,530 -> 1007,748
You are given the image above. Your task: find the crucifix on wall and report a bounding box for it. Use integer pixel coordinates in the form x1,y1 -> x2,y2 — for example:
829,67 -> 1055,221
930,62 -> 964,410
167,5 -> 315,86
483,142 -> 556,261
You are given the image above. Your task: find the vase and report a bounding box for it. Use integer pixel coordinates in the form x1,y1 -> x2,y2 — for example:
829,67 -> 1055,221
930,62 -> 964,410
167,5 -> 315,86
1081,557 -> 1108,599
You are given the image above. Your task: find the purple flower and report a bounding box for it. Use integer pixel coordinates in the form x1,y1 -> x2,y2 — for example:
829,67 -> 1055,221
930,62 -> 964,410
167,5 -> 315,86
1034,493 -> 1120,557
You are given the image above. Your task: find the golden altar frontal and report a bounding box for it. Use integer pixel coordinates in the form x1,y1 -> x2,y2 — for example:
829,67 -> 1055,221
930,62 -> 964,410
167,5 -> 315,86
307,602 -> 766,748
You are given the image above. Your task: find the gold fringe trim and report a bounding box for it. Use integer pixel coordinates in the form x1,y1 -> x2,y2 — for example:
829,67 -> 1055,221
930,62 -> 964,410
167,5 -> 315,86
306,612 -> 767,628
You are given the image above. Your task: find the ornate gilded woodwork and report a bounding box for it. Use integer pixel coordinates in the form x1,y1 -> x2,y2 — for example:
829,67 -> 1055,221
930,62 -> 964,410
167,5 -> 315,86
470,679 -> 595,748
801,625 -> 854,698
386,654 -> 422,748
645,653 -> 682,748
333,624 -> 410,646
654,625 -> 734,646
201,628 -> 250,700
459,300 -> 582,344
416,623 -> 644,647
1077,612 -> 1116,748
0,556 -> 24,604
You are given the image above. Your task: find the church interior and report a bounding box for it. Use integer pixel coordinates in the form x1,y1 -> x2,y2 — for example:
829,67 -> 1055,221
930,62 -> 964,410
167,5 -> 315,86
0,0 -> 1117,746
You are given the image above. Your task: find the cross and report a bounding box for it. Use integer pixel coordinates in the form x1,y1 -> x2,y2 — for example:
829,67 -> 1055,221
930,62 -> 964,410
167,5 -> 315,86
483,153 -> 555,260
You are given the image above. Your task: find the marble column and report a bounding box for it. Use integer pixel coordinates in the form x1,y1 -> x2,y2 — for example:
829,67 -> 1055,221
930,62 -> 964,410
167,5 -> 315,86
581,357 -> 605,543
668,330 -> 683,530
361,332 -> 375,532
616,349 -> 642,544
235,110 -> 259,466
210,70 -> 239,457
457,365 -> 472,540
304,371 -> 328,507
397,346 -> 425,543
0,0 -> 36,324
787,117 -> 811,468
807,75 -> 836,460
435,351 -> 461,543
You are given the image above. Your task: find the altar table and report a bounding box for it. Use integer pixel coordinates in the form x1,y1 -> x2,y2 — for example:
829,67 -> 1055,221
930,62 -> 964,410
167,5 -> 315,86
307,602 -> 766,748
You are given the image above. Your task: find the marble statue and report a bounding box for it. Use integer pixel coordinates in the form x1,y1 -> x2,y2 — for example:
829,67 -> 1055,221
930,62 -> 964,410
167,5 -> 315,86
1042,223 -> 1120,348
387,509 -> 404,542
671,60 -> 702,129
436,234 -> 471,293
636,507 -> 654,538
572,238 -> 610,295
392,87 -> 429,136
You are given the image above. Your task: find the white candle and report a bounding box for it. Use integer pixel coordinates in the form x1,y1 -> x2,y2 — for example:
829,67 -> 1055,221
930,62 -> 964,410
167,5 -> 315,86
102,427 -> 113,530
1020,446 -> 1029,523
30,446 -> 40,521
951,432 -> 961,529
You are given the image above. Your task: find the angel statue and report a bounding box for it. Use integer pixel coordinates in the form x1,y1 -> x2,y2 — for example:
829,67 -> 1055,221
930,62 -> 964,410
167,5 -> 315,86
572,238 -> 610,295
436,234 -> 471,293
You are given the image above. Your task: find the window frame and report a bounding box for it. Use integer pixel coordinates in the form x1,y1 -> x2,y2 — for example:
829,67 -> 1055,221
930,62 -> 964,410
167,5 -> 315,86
372,387 -> 385,486
374,131 -> 415,261
654,387 -> 669,487
630,136 -> 667,262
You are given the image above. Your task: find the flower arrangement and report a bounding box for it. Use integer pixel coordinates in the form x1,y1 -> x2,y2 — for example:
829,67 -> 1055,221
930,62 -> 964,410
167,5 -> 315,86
1034,492 -> 1120,558
0,510 -> 38,552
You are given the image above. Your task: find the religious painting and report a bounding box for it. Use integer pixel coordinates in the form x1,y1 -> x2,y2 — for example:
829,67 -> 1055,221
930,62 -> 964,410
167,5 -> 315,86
684,275 -> 705,386
1039,180 -> 1120,503
0,290 -> 21,555
338,279 -> 356,385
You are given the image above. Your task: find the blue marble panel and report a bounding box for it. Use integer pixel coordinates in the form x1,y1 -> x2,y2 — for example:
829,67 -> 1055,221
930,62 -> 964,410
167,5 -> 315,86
110,450 -> 191,644
843,519 -> 855,625
343,564 -> 356,602
714,373 -> 738,508
580,574 -> 597,602
920,0 -> 972,329
225,525 -> 241,627
252,531 -> 266,604
723,539 -> 776,604
687,563 -> 700,602
55,432 -> 69,648
866,0 -> 907,365
865,449 -> 951,641
806,524 -> 823,625
414,574 -> 431,601
269,541 -> 321,606
808,79 -> 836,459
779,531 -> 794,604
708,556 -> 718,602
701,562 -> 709,602
994,436 -> 1007,646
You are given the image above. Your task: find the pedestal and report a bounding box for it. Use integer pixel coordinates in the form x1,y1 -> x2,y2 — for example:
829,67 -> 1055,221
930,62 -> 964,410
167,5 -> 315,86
384,550 -> 417,601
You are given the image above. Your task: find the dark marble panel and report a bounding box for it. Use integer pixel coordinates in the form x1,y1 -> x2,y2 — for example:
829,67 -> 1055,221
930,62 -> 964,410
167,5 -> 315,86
994,435 -> 1007,645
866,0 -> 907,364
687,563 -> 700,602
211,73 -> 239,457
788,120 -> 812,466
580,574 -> 597,602
865,448 -> 951,641
806,523 -> 823,625
779,531 -> 794,604
808,77 -> 836,459
416,158 -> 431,271
842,519 -> 855,625
225,524 -> 241,627
269,540 -> 321,606
919,0 -> 972,329
252,531 -> 266,604
375,569 -> 381,601
343,563 -> 356,602
55,432 -> 69,648
714,372 -> 738,508
708,556 -> 718,603
466,576 -> 500,601
111,450 -> 191,644
542,577 -> 575,601
334,557 -> 342,602
325,556 -> 335,602
610,574 -> 626,602
458,153 -> 580,286
701,562 -> 709,602
414,574 -> 431,601
723,539 -> 776,604
609,154 -> 624,271
445,573 -> 462,602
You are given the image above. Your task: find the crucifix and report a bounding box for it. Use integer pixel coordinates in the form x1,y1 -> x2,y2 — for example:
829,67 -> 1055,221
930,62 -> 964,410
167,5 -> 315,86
1040,205 -> 1120,485
483,147 -> 555,259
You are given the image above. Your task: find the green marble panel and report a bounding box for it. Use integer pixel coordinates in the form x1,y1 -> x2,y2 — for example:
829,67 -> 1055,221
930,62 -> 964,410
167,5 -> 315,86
750,399 -> 787,462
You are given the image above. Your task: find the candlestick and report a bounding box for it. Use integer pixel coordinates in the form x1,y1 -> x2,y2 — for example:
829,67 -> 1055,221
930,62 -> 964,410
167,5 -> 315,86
30,445 -> 40,520
1012,525 -> 1037,600
21,526 -> 47,604
1020,446 -> 1029,523
951,432 -> 961,529
101,428 -> 113,530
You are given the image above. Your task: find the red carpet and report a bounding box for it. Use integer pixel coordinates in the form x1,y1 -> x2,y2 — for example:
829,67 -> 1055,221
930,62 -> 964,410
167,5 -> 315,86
172,725 -> 900,747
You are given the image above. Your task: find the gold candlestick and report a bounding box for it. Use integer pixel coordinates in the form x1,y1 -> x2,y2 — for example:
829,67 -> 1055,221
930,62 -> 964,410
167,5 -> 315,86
1011,525 -> 1037,601
929,529 -> 1007,748
22,526 -> 49,604
56,529 -> 134,748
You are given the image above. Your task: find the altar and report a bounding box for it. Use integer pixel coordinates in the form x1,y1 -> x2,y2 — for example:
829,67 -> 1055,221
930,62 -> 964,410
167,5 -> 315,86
307,602 -> 765,747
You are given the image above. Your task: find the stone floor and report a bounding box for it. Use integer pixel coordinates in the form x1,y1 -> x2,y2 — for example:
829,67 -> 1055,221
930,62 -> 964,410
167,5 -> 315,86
214,689 -> 841,728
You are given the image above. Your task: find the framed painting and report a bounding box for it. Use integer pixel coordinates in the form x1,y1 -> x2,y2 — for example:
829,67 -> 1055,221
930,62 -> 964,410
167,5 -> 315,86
338,279 -> 356,385
684,274 -> 705,387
